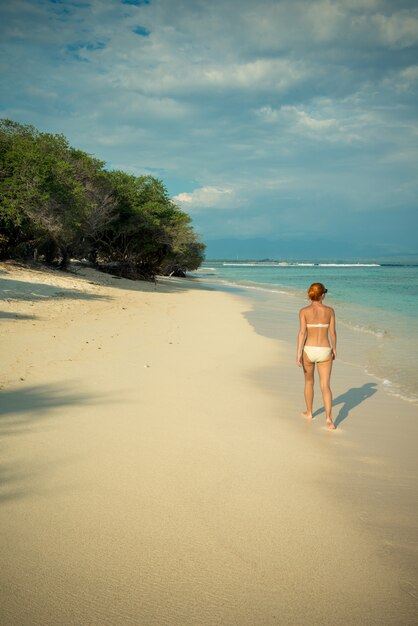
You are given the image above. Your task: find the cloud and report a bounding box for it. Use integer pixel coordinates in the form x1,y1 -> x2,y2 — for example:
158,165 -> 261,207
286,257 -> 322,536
255,101 -> 366,143
256,103 -> 338,130
374,9 -> 418,48
0,0 -> 417,250
173,186 -> 237,211
401,65 -> 418,81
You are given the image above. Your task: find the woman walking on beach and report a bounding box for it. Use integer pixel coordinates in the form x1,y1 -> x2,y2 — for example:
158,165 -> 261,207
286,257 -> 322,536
297,283 -> 336,430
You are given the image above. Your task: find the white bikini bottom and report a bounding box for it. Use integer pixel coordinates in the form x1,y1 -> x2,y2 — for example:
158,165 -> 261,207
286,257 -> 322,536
303,346 -> 332,363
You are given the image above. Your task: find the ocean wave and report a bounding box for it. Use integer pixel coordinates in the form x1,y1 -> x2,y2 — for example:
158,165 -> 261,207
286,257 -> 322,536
221,262 -> 381,267
364,371 -> 418,404
339,320 -> 388,338
217,279 -> 294,296
222,262 -> 311,267
316,263 -> 382,267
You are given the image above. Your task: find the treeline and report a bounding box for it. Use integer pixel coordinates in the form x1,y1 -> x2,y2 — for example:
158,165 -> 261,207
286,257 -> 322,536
0,119 -> 205,278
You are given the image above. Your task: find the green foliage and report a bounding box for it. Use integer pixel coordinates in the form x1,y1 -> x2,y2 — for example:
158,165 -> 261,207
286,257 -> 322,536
0,119 -> 205,276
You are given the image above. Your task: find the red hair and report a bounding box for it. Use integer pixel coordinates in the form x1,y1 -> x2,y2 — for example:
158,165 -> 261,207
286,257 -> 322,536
308,283 -> 327,301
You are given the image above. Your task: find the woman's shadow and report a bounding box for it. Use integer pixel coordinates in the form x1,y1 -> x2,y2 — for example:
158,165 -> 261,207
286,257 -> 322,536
313,382 -> 377,427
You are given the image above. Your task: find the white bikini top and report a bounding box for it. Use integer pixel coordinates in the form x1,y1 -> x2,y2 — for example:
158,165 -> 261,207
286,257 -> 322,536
306,323 -> 329,328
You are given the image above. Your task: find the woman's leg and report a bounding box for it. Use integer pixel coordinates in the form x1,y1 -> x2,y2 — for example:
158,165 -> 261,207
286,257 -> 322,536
302,352 -> 315,418
317,358 -> 335,429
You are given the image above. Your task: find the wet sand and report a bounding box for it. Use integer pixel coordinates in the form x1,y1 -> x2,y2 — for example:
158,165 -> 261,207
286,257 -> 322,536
0,261 -> 417,625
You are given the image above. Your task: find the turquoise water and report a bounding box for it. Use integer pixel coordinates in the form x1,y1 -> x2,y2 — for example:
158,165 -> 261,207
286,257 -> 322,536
192,261 -> 418,404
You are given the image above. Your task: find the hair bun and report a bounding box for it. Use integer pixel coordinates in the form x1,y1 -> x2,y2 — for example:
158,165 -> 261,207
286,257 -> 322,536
308,283 -> 327,301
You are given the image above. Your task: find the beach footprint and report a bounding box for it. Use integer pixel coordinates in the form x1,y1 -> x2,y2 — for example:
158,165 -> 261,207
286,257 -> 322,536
377,542 -> 396,559
358,511 -> 372,527
400,580 -> 418,601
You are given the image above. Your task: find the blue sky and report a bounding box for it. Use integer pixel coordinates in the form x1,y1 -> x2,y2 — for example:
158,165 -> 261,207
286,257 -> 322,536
1,0 -> 418,257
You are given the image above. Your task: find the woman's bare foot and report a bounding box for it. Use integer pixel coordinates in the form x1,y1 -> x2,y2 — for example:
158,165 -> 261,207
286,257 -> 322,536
301,411 -> 313,419
326,417 -> 336,430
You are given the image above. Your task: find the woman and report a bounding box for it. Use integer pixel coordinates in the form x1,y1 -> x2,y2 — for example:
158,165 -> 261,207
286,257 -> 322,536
297,282 -> 336,430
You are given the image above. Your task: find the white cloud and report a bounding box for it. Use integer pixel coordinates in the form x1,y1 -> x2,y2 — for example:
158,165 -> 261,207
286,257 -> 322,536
306,1 -> 346,42
383,64 -> 418,93
374,10 -> 418,48
255,103 -> 364,143
173,186 -> 236,211
110,56 -> 307,99
401,65 -> 418,81
1,0 -> 417,245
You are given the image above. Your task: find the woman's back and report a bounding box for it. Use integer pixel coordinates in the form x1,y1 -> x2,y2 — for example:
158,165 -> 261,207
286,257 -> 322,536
302,303 -> 333,347
303,302 -> 332,325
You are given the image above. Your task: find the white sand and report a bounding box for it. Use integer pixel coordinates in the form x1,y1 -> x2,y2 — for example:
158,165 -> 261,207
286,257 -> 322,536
0,261 -> 417,625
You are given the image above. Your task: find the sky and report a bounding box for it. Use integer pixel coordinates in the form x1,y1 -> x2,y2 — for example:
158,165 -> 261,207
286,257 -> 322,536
1,0 -> 418,258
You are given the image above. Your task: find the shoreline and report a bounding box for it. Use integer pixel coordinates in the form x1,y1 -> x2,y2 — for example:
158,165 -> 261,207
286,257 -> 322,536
1,261 -> 417,625
191,267 -> 418,406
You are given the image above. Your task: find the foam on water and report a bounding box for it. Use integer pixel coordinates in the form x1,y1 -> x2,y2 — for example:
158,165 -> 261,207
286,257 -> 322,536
222,262 -> 381,267
217,279 -> 295,297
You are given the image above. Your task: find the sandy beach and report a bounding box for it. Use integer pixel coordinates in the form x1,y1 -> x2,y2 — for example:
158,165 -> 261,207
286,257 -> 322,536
1,261 -> 417,625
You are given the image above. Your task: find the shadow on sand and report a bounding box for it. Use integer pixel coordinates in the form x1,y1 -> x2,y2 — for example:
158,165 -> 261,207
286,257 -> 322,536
101,274 -> 218,295
0,311 -> 38,320
0,383 -> 105,503
313,382 -> 378,427
1,263 -> 218,298
0,276 -> 111,303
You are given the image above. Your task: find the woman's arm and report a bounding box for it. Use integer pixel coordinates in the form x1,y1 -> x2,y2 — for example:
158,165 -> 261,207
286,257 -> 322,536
296,309 -> 307,367
329,307 -> 337,359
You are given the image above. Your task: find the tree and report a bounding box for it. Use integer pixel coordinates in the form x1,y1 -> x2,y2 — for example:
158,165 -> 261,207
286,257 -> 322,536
0,118 -> 205,277
0,119 -> 118,266
95,172 -> 205,278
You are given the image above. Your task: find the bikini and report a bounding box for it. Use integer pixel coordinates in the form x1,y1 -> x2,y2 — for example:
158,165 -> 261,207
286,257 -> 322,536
303,323 -> 332,363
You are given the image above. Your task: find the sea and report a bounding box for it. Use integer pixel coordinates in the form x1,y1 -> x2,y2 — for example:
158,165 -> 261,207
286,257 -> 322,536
191,259 -> 418,405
